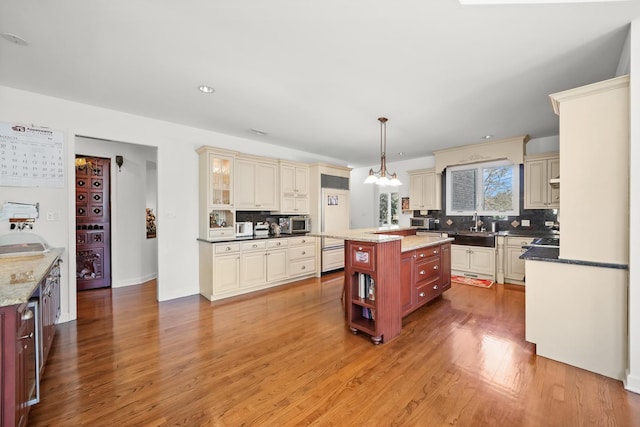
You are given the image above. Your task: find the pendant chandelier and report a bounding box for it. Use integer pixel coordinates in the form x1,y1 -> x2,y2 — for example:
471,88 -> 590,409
363,117 -> 402,186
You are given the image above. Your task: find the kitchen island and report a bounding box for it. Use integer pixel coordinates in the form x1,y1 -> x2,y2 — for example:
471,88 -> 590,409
0,249 -> 63,426
316,227 -> 453,344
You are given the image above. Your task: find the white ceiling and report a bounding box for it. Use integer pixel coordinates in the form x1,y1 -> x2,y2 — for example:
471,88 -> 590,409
0,1 -> 638,167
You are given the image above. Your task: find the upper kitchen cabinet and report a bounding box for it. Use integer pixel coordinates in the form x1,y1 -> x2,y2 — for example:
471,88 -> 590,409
235,155 -> 279,211
279,161 -> 310,214
549,75 -> 629,265
408,168 -> 441,211
197,146 -> 236,240
524,152 -> 560,209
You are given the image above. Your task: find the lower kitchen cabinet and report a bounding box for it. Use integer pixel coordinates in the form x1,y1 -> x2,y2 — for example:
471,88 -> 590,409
199,236 -> 317,301
400,242 -> 451,317
451,244 -> 495,280
0,252 -> 62,427
504,236 -> 536,283
240,241 -> 268,287
288,236 -> 316,277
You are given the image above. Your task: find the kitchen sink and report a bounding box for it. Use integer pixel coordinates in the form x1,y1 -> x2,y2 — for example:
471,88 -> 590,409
448,231 -> 496,247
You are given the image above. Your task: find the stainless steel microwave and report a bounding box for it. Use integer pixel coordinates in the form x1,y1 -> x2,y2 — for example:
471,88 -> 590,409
279,216 -> 311,234
410,217 -> 437,229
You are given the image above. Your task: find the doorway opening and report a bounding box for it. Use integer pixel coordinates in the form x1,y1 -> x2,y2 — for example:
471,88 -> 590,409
75,155 -> 112,290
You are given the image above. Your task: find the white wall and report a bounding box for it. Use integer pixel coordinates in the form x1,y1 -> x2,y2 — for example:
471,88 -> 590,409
0,85 -> 345,323
625,18 -> 640,394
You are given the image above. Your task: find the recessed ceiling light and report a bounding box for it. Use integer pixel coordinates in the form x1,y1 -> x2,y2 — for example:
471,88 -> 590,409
198,85 -> 215,94
482,135 -> 493,139
1,33 -> 28,46
249,128 -> 268,136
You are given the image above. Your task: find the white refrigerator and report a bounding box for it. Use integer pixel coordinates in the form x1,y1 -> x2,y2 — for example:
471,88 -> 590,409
321,188 -> 350,272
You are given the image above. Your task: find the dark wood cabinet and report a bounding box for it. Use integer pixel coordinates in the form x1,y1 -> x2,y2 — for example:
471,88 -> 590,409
345,239 -> 402,344
1,254 -> 61,426
400,242 -> 452,317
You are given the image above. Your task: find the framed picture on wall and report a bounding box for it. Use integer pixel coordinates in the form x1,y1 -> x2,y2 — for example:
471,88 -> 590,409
402,197 -> 410,213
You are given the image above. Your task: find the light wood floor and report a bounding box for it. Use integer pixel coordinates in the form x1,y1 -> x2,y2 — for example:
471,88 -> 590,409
29,273 -> 640,426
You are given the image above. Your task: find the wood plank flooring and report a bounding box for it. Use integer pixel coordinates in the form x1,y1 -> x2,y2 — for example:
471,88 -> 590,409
29,273 -> 640,426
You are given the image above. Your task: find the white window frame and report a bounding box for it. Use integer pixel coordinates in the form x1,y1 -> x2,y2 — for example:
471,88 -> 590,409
445,159 -> 520,216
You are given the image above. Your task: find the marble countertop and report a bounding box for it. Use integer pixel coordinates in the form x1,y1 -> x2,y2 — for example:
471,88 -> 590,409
401,235 -> 454,252
312,226 -> 417,243
312,226 -> 453,249
0,248 -> 64,307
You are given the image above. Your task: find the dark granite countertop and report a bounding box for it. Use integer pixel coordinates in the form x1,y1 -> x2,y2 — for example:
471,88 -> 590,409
520,246 -> 628,270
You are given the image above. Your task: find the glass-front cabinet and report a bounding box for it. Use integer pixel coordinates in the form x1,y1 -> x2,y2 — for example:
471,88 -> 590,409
197,147 -> 236,240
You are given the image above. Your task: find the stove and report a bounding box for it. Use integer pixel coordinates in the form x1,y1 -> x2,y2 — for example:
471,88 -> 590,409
528,237 -> 560,249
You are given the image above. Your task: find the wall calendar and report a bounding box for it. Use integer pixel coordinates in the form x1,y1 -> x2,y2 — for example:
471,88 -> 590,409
0,122 -> 65,188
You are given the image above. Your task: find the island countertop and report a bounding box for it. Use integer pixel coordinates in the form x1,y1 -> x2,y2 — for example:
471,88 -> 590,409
312,226 -> 453,250
0,248 -> 64,307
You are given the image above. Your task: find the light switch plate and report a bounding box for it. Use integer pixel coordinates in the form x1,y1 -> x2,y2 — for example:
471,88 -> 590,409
521,219 -> 530,227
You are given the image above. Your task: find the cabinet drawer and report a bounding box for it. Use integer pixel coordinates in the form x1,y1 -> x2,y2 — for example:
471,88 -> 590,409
348,243 -> 375,272
267,239 -> 288,249
416,246 -> 440,259
241,241 -> 267,251
289,244 -> 316,261
289,257 -> 315,276
416,276 -> 441,304
415,257 -> 440,283
288,236 -> 315,246
506,236 -> 535,247
209,228 -> 235,240
215,243 -> 240,254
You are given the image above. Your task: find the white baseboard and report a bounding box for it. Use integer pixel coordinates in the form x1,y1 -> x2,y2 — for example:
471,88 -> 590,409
624,369 -> 640,395
112,272 -> 157,288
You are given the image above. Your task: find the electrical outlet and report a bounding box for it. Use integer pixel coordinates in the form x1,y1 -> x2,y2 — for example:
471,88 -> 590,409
46,210 -> 59,221
521,219 -> 530,227
545,221 -> 554,227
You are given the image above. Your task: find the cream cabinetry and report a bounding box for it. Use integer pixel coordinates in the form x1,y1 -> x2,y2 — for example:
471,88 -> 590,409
524,153 -> 560,209
235,155 -> 279,211
266,240 -> 289,282
197,147 -> 236,240
279,161 -> 309,214
288,236 -> 317,277
451,244 -> 495,280
199,237 -> 316,301
408,168 -> 441,211
504,236 -> 536,283
550,75 -> 629,265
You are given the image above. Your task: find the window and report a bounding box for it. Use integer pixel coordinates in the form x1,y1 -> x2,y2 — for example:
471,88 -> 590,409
446,160 -> 519,216
379,192 -> 399,226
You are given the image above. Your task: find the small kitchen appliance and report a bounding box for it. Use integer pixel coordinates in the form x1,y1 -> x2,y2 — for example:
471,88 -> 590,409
235,222 -> 253,238
279,216 -> 310,234
254,222 -> 269,237
410,217 -> 438,229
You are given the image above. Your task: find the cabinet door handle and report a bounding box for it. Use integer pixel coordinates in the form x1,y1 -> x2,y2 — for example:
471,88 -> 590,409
358,247 -> 363,250
433,265 -> 439,270
301,251 -> 306,255
433,249 -> 438,254
419,253 -> 425,258
226,246 -> 232,251
301,265 -> 306,270
252,244 -> 258,248
433,284 -> 439,290
419,292 -> 426,297
419,270 -> 426,275
21,310 -> 34,321
18,331 -> 34,340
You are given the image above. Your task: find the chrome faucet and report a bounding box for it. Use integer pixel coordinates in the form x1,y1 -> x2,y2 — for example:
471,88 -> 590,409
471,212 -> 478,232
